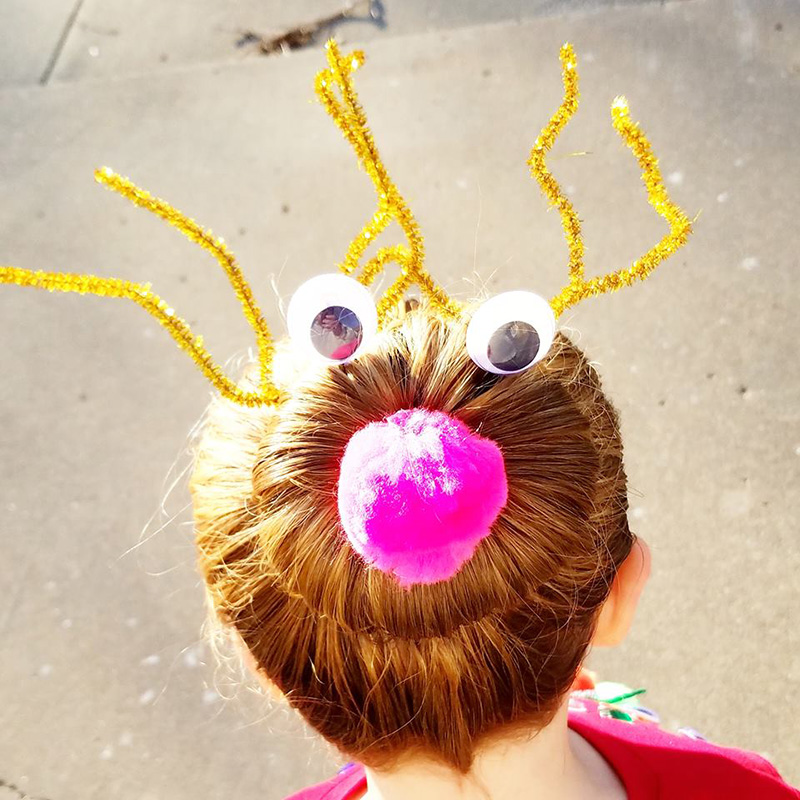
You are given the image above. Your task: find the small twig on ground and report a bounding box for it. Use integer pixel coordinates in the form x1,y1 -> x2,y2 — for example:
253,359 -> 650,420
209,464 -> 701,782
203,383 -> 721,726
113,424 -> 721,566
237,0 -> 384,56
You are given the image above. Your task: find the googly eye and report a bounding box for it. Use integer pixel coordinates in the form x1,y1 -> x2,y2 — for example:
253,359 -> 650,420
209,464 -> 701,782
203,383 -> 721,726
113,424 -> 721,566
466,291 -> 556,374
287,273 -> 378,364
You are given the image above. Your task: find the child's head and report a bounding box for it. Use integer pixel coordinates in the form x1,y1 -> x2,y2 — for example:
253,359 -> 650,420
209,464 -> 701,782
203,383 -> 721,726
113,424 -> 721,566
190,302 -> 640,773
0,37 -> 679,784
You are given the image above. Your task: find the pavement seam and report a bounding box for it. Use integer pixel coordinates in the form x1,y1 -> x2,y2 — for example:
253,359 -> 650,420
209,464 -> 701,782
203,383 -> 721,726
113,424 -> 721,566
39,0 -> 86,86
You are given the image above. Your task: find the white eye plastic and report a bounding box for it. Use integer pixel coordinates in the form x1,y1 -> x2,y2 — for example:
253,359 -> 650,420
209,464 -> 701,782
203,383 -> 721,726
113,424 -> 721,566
466,291 -> 556,374
287,273 -> 378,364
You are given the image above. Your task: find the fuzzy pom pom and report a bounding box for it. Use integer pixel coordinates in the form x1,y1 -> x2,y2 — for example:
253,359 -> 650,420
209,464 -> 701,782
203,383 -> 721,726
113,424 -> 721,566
337,408 -> 508,587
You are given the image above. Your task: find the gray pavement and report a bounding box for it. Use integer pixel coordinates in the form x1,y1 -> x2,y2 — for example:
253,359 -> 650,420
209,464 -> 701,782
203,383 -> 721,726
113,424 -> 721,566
2,0 -> 664,88
1,0 -> 799,798
0,0 -> 76,86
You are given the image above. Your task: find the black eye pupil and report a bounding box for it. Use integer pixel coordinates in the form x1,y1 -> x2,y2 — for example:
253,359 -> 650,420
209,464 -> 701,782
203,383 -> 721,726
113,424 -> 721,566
487,320 -> 540,372
310,305 -> 363,361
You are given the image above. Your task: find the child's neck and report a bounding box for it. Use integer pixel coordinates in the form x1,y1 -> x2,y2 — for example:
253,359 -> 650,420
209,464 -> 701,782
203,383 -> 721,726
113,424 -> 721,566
360,697 -> 626,800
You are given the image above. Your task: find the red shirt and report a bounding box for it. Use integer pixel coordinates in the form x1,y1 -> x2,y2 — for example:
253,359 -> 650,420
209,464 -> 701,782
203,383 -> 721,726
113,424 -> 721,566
284,697 -> 800,799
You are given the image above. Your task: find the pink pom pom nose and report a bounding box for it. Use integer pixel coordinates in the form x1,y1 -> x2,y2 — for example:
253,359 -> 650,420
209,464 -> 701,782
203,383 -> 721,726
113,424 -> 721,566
337,408 -> 508,587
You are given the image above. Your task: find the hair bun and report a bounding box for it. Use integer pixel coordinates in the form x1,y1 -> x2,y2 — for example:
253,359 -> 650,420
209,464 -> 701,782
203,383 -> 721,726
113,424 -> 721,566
336,408 -> 508,588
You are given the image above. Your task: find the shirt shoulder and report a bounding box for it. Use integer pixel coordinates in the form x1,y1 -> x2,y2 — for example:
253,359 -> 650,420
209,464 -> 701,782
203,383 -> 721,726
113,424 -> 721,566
568,692 -> 800,800
282,762 -> 366,800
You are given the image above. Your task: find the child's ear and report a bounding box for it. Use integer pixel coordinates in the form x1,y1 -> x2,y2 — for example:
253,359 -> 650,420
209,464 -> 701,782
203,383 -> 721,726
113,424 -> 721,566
592,537 -> 651,647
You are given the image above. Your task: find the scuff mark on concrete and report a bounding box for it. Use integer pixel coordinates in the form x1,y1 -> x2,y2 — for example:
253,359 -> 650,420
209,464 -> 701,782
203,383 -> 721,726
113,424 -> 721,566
0,777 -> 52,800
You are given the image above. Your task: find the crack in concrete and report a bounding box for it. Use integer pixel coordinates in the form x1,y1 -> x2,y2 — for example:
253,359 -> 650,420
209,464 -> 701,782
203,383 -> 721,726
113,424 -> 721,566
0,777 -> 51,800
39,0 -> 86,86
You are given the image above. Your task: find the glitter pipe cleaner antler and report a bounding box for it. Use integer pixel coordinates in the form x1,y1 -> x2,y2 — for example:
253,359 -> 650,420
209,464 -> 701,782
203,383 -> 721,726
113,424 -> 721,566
315,40 -> 462,323
0,168 -> 281,407
530,43 -> 693,318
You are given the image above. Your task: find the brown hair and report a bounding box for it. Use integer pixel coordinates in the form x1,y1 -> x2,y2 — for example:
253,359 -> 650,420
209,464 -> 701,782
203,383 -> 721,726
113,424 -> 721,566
189,303 -> 634,773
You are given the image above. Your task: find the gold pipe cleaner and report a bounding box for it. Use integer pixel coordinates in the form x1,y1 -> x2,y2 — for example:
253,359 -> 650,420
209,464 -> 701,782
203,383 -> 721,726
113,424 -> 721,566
0,168 -> 280,406
529,43 -> 693,318
315,40 -> 463,323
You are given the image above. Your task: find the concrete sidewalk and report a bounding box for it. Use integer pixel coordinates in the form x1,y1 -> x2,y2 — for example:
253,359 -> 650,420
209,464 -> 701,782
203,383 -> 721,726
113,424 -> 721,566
1,1 -> 798,798
2,0 -> 663,88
